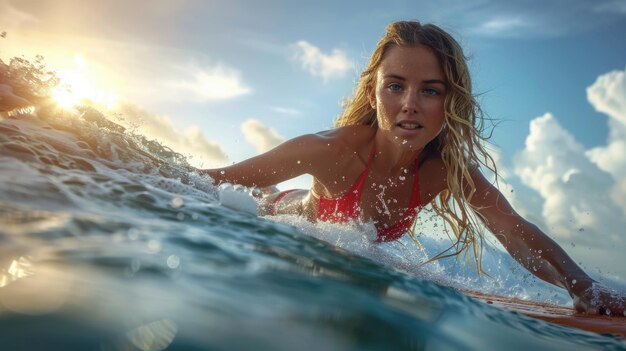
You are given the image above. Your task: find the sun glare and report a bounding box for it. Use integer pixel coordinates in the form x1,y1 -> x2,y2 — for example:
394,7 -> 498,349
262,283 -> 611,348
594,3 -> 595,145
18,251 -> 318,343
51,54 -> 119,110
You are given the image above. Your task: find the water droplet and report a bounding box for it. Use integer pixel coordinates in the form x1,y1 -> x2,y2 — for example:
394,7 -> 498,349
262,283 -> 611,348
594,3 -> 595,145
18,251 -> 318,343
297,160 -> 301,164
220,170 -> 225,175
250,187 -> 262,197
177,212 -> 185,221
167,255 -> 180,269
170,196 -> 184,209
578,228 -> 584,232
218,183 -> 233,191
128,229 -> 139,241
572,279 -> 577,285
399,176 -> 406,181
571,242 -> 576,248
147,240 -> 162,253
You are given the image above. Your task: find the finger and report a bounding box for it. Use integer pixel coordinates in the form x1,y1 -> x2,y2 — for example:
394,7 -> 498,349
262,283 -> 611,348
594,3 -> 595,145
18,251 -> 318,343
608,303 -> 626,317
603,295 -> 626,316
575,305 -> 594,314
573,297 -> 595,314
598,306 -> 609,316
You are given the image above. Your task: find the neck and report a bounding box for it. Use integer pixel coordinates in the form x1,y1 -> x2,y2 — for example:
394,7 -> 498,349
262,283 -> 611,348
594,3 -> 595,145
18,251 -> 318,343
372,131 -> 423,174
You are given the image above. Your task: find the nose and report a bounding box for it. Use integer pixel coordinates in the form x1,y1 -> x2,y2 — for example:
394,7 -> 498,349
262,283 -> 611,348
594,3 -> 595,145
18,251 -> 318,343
402,91 -> 418,115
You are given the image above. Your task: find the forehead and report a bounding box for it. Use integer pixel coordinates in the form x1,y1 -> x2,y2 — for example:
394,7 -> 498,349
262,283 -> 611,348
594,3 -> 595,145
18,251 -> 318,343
378,45 -> 444,79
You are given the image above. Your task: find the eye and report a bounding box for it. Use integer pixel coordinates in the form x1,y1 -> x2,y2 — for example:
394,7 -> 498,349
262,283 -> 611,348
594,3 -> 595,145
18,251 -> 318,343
387,83 -> 402,91
422,88 -> 440,96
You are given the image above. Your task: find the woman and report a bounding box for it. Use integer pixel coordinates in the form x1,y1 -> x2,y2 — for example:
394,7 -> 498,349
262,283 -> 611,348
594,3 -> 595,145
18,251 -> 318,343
202,21 -> 625,315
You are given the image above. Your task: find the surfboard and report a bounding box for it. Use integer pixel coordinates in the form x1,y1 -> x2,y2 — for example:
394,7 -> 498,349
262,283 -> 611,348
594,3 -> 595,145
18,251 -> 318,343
463,290 -> 626,338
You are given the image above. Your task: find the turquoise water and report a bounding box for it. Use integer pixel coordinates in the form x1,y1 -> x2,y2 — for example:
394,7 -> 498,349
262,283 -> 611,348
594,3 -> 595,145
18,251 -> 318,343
1,106 -> 625,351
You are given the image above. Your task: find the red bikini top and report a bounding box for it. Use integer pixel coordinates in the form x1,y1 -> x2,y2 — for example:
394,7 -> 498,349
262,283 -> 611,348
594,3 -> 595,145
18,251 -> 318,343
316,144 -> 422,242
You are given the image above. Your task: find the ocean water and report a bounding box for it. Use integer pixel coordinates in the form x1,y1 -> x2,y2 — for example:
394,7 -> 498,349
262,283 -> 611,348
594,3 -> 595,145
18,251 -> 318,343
1,106 -> 625,351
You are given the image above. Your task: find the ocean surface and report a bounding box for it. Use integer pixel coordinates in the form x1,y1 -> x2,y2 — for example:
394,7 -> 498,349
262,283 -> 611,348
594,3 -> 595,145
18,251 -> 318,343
1,105 -> 625,351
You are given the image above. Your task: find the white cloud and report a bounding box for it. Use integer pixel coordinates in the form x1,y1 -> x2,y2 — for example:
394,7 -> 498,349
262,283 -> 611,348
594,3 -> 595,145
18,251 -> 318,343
462,2 -> 624,38
514,113 -> 622,246
586,119 -> 626,177
511,67 -> 626,278
240,119 -> 285,154
585,66 -> 626,216
112,101 -> 229,168
169,64 -> 251,102
586,67 -> 626,125
270,106 -> 301,116
293,41 -> 353,82
473,16 -> 532,37
594,0 -> 626,14
481,17 -> 527,31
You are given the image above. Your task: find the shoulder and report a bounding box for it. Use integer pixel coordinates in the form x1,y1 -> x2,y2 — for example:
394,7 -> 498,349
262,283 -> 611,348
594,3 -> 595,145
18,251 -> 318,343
274,126 -> 372,174
275,125 -> 374,157
305,125 -> 376,159
316,125 -> 375,147
291,125 -> 370,144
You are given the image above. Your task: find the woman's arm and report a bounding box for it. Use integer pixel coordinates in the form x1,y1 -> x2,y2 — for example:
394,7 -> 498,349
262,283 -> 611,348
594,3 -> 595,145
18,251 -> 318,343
469,170 -> 626,315
199,133 -> 332,188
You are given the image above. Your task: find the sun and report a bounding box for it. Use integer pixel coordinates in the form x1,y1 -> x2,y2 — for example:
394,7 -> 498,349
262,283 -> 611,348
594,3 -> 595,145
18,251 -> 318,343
51,54 -> 119,110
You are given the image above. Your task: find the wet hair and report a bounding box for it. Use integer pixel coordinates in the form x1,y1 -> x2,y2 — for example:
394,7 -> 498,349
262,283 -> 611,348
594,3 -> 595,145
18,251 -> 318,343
335,20 -> 498,271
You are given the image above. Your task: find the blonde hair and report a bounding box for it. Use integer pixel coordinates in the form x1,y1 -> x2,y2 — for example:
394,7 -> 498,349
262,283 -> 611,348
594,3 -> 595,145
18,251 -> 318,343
336,21 -> 497,271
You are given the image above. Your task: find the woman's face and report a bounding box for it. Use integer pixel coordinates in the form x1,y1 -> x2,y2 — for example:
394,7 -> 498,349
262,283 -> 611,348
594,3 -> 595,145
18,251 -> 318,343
369,45 -> 446,151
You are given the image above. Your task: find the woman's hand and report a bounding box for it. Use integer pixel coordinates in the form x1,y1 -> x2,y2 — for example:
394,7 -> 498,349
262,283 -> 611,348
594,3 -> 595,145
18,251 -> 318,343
572,280 -> 626,316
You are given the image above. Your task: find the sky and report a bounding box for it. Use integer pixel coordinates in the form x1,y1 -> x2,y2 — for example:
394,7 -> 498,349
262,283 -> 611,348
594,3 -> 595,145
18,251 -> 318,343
2,0 -> 626,279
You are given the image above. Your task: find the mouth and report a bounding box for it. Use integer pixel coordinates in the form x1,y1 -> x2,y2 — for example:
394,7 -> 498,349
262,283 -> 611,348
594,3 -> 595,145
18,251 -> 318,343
397,122 -> 423,130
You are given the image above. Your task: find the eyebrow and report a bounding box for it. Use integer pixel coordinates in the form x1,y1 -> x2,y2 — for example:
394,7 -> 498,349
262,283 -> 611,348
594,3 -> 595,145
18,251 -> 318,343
383,74 -> 447,86
423,79 -> 447,86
